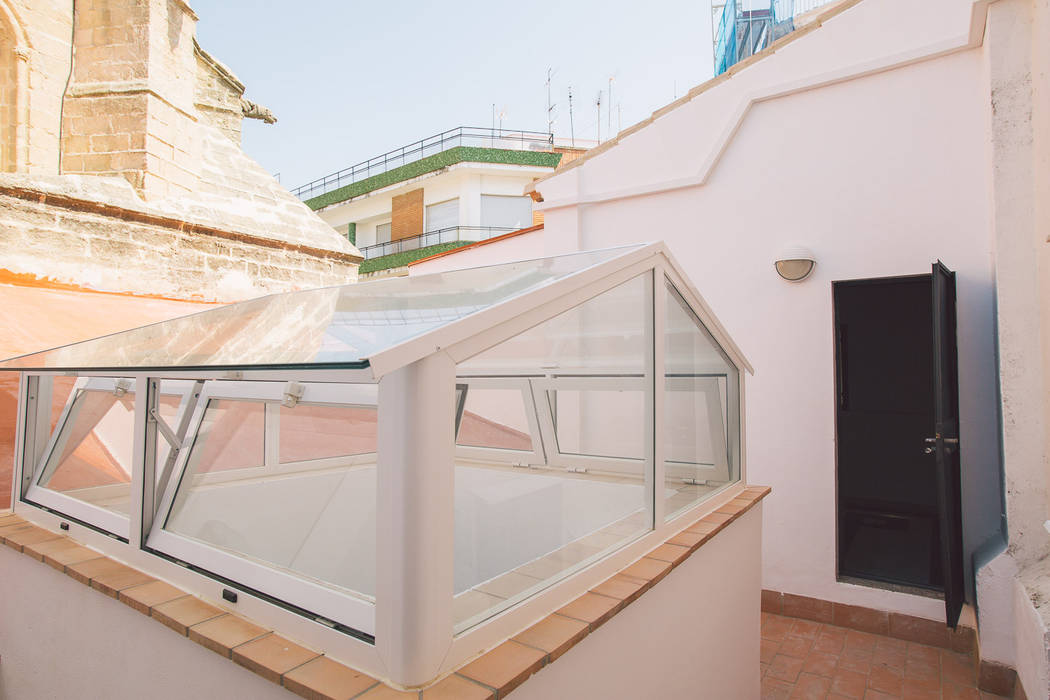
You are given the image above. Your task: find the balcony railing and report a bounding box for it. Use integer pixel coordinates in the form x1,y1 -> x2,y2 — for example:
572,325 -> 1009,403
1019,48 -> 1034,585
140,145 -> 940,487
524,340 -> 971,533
292,128 -> 555,201
359,226 -> 517,260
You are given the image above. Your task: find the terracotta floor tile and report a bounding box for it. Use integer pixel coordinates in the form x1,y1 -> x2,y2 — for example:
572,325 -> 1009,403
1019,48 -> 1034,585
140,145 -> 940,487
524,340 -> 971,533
232,633 -> 319,685
779,636 -> 814,659
830,669 -> 868,699
900,678 -> 941,699
282,656 -> 378,700
789,672 -> 831,700
906,643 -> 942,666
904,658 -> 940,683
814,628 -> 848,655
845,629 -> 881,652
868,663 -> 904,695
837,647 -> 873,675
761,638 -> 781,665
873,646 -> 909,668
762,614 -> 797,642
761,676 -> 794,700
790,619 -> 824,639
457,640 -> 546,697
863,690 -> 899,700
512,614 -> 589,662
941,651 -> 976,687
942,683 -> 981,700
801,651 -> 839,678
767,654 -> 805,683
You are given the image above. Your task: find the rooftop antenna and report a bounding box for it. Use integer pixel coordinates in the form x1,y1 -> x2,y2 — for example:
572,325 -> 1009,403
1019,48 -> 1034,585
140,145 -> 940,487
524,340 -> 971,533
546,67 -> 557,136
596,91 -> 602,144
618,103 -> 622,133
608,76 -> 614,136
568,86 -> 575,147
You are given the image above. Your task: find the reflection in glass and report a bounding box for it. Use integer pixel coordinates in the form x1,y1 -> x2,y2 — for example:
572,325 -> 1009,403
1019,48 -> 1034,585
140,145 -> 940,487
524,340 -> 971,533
456,388 -> 534,452
453,272 -> 653,632
165,394 -> 379,600
663,281 -> 740,520
2,248 -> 636,371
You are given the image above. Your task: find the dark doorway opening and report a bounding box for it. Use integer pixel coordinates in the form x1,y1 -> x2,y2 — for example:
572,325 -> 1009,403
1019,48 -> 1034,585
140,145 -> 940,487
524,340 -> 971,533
835,276 -> 942,591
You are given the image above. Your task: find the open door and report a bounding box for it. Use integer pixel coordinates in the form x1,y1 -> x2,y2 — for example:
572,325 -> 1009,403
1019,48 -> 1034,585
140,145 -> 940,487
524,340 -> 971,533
930,261 -> 964,627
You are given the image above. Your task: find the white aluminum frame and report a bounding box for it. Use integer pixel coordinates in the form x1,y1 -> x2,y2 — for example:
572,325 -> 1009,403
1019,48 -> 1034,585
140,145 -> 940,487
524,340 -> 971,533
148,379 -> 379,635
23,376 -> 195,540
7,242 -> 753,688
453,377 -> 546,465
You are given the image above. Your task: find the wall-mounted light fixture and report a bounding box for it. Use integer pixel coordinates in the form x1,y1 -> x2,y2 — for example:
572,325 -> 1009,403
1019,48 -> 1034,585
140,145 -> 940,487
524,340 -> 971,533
774,246 -> 816,282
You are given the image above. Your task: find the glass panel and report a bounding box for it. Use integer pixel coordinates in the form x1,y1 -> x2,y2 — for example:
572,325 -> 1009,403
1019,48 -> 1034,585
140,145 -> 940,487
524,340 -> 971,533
549,388 -> 645,460
481,194 -> 532,230
2,247 -> 638,370
37,381 -> 136,517
453,272 -> 653,632
164,386 -> 378,601
456,388 -> 534,452
280,404 -> 377,463
426,198 -> 459,231
375,222 -> 391,244
663,281 -> 740,520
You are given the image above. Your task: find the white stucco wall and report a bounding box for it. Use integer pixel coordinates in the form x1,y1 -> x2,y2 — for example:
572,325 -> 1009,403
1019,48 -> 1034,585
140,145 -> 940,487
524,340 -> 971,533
0,544 -> 291,700
535,0 -> 999,624
409,228 -> 544,276
512,505 -> 762,700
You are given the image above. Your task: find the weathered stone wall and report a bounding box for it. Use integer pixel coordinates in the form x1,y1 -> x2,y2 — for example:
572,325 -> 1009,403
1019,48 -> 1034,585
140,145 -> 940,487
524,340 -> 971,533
194,43 -> 244,144
2,0 -> 73,174
0,180 -> 359,302
0,13 -> 17,171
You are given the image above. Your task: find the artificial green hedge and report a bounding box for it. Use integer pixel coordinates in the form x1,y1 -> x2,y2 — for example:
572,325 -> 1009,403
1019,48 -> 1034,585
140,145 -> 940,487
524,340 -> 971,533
306,147 -> 562,210
358,241 -> 476,274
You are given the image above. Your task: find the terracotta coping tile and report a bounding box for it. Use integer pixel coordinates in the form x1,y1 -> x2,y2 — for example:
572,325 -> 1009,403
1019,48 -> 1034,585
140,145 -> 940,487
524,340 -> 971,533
119,580 -> 187,615
685,520 -> 719,536
355,684 -> 418,699
556,592 -> 622,630
667,529 -> 707,551
281,656 -> 379,700
701,511 -> 735,527
512,613 -> 589,663
66,556 -> 131,586
90,564 -> 156,598
38,541 -> 103,572
457,640 -> 546,697
590,574 -> 649,605
423,674 -> 494,700
647,542 -> 691,567
0,513 -> 24,527
21,535 -> 76,562
232,633 -> 321,685
189,614 -> 269,658
2,523 -> 62,552
620,556 -> 673,585
152,595 -> 226,635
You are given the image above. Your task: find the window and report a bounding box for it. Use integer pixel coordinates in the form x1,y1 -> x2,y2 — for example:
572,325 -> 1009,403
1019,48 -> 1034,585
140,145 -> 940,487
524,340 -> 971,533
663,282 -> 740,520
481,194 -> 532,230
426,198 -> 459,232
452,272 -> 653,632
375,222 -> 391,244
150,380 -> 379,634
24,377 -> 194,538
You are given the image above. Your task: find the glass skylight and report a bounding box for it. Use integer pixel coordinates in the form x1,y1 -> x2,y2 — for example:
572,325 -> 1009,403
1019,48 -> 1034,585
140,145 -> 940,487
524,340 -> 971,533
0,248 -> 632,371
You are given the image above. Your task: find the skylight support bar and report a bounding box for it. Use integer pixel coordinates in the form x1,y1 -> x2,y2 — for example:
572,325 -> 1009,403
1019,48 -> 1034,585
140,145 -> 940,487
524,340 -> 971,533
652,266 -> 667,527
130,376 -> 150,548
375,352 -> 456,686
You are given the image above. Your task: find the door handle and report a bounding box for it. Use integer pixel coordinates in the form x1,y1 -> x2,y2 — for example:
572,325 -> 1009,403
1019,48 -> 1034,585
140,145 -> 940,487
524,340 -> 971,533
924,436 -> 959,454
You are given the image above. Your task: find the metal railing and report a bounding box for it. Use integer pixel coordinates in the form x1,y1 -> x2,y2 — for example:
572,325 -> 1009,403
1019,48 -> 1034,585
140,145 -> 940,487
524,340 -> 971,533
359,226 -> 518,260
292,128 -> 555,201
714,0 -> 836,75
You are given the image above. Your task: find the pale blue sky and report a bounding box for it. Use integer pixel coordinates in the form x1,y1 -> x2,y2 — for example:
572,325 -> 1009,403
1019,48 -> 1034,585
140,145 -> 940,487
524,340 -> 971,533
192,1 -> 716,190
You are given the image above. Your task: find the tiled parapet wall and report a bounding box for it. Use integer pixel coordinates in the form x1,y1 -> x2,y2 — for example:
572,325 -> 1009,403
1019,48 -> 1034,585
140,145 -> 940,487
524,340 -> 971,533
0,487 -> 770,699
0,180 -> 359,302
